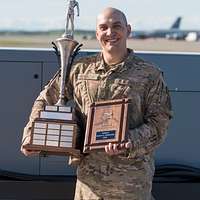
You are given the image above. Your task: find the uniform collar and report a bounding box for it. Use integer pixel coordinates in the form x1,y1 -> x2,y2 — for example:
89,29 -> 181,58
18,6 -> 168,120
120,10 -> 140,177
95,49 -> 134,73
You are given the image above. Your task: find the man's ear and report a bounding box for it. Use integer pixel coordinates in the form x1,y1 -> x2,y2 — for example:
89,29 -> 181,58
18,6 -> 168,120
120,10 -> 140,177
96,29 -> 99,40
96,31 -> 98,39
127,24 -> 131,37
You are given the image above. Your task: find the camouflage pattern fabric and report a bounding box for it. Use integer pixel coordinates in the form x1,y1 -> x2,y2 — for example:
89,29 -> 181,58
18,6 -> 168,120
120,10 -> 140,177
22,49 -> 172,200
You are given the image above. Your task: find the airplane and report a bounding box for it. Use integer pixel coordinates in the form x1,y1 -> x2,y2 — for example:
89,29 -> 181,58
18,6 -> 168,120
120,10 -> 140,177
131,17 -> 182,39
131,16 -> 200,41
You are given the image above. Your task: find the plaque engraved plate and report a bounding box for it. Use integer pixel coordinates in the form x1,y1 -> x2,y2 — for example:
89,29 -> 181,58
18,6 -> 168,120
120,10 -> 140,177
96,130 -> 116,140
83,98 -> 130,153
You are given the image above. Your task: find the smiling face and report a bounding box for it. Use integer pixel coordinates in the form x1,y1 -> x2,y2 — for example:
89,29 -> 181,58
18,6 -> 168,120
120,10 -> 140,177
96,8 -> 131,55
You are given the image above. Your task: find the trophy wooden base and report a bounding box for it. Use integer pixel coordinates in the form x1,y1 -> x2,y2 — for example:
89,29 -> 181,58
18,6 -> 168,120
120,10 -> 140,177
23,105 -> 80,157
23,144 -> 80,157
83,98 -> 130,153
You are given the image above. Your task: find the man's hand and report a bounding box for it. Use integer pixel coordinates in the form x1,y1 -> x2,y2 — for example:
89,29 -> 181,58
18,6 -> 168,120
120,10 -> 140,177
105,141 -> 132,156
21,136 -> 40,156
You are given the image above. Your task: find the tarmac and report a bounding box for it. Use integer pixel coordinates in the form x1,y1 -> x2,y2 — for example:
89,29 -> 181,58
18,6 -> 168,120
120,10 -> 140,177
0,179 -> 200,200
0,35 -> 200,53
82,38 -> 200,53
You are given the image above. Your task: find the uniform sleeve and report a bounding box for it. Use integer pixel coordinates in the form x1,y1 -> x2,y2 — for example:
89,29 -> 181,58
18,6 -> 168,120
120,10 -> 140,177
21,71 -> 73,145
128,71 -> 173,158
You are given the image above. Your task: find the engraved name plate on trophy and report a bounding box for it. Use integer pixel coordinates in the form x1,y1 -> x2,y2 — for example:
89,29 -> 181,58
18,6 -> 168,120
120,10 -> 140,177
24,105 -> 79,156
23,0 -> 81,157
83,98 -> 131,153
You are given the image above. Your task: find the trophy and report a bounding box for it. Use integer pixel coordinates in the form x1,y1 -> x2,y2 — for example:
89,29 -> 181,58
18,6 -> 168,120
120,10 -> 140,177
23,0 -> 81,156
83,98 -> 131,153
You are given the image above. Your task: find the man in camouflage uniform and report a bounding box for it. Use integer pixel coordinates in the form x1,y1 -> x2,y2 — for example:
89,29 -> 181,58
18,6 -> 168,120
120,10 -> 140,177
21,7 -> 172,200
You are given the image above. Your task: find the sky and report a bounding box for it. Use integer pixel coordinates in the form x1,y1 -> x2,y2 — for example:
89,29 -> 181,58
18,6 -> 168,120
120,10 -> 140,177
0,0 -> 199,31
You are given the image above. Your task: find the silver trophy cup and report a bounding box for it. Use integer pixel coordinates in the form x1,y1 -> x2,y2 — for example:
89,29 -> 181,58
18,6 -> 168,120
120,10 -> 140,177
24,0 -> 81,156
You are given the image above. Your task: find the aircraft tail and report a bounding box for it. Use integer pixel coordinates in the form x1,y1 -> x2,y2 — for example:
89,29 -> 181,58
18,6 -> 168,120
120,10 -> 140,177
170,17 -> 182,29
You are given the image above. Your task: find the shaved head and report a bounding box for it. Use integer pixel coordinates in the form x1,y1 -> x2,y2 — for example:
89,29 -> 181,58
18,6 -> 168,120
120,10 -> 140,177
96,7 -> 128,26
95,7 -> 131,65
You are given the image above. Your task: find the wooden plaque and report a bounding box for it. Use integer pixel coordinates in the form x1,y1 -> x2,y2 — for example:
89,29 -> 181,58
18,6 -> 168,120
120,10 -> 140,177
23,105 -> 80,157
83,98 -> 130,153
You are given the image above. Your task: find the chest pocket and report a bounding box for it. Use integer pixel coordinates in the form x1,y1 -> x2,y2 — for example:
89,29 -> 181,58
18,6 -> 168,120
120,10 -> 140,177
110,78 -> 131,99
76,73 -> 100,102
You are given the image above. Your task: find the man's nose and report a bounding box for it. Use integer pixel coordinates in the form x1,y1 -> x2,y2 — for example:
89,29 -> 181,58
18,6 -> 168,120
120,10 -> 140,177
106,28 -> 114,36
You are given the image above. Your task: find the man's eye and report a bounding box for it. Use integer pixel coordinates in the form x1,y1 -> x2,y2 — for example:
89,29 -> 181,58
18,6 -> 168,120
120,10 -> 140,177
113,25 -> 122,29
99,26 -> 107,31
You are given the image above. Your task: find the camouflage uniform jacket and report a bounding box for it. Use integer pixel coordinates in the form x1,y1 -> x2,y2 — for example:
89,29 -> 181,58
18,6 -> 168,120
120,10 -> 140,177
22,49 -> 172,200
